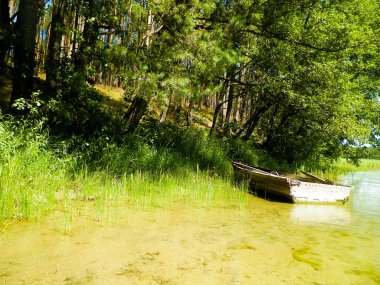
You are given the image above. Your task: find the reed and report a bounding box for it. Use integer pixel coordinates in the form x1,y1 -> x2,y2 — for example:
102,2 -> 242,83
0,120 -> 248,222
311,159 -> 380,181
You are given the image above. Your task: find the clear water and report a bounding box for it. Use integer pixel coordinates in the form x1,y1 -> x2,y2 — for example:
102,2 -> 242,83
0,172 -> 379,284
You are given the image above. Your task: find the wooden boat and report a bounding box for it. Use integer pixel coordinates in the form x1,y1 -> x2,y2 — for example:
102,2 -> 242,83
232,161 -> 352,204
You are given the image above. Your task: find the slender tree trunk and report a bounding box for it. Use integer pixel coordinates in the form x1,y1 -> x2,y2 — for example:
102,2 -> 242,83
239,96 -> 246,124
209,80 -> 229,136
225,84 -> 234,125
242,111 -> 265,140
224,68 -> 235,127
71,0 -> 81,58
63,4 -> 75,57
0,0 -> 11,67
223,75 -> 235,136
146,9 -> 154,46
75,0 -> 97,74
234,102 -> 268,139
263,110 -> 294,148
124,5 -> 156,131
124,96 -> 148,133
10,0 -> 41,106
233,97 -> 240,123
186,97 -> 195,127
211,94 -> 217,109
220,91 -> 227,127
35,15 -> 43,73
160,96 -> 171,123
209,102 -> 223,136
46,0 -> 67,86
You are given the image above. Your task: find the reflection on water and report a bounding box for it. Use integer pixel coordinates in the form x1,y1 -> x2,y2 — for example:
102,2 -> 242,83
342,171 -> 380,240
291,205 -> 351,226
0,171 -> 379,284
345,171 -> 380,218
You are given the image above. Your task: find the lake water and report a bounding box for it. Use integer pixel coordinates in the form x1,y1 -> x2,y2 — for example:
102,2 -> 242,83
0,172 -> 379,284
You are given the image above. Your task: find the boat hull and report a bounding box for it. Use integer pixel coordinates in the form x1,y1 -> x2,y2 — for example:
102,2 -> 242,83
290,181 -> 351,203
233,162 -> 352,204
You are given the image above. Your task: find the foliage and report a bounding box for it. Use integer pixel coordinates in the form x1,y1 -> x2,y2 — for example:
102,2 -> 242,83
357,147 -> 380,160
1,0 -> 380,169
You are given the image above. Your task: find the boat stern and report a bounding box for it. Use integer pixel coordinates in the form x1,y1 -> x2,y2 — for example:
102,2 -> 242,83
290,181 -> 352,204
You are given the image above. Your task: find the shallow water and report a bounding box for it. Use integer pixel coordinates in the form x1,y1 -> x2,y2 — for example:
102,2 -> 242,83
1,172 -> 379,284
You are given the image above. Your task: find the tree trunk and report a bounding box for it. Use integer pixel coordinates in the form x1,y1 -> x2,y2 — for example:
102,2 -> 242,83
209,102 -> 223,136
263,110 -> 294,148
63,3 -> 75,57
124,96 -> 148,133
10,0 -> 41,106
223,76 -> 235,136
225,83 -> 234,125
239,95 -> 247,124
233,97 -> 240,123
224,68 -> 235,127
160,96 -> 171,123
46,0 -> 67,86
209,79 -> 229,136
234,104 -> 268,140
242,112 -> 264,140
71,0 -> 81,58
74,0 -> 98,74
0,0 -> 11,67
186,97 -> 195,127
145,9 -> 154,47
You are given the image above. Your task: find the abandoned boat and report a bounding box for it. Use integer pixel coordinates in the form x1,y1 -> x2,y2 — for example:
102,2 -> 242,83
232,161 -> 352,204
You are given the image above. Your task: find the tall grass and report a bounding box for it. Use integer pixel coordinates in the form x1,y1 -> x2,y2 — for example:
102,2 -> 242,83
0,118 -> 73,220
0,118 -> 248,222
5,113 -> 377,223
322,159 -> 380,180
294,158 -> 380,181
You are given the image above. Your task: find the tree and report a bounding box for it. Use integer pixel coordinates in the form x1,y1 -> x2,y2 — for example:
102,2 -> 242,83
0,0 -> 11,67
46,0 -> 68,86
3,0 -> 379,166
10,0 -> 42,106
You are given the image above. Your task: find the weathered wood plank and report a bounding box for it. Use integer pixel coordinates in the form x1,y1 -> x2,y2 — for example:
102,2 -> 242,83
232,161 -> 352,204
301,171 -> 328,184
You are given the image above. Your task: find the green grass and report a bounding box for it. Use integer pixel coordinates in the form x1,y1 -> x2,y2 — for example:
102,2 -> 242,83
306,159 -> 380,181
0,165 -> 248,222
0,119 -> 248,223
2,113 -> 378,223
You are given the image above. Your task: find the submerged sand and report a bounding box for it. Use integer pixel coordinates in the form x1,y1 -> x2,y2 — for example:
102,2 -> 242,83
1,191 -> 379,285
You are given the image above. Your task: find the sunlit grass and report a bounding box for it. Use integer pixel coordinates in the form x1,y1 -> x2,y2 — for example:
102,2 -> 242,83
73,169 -> 248,211
0,137 -> 248,222
94,84 -> 125,102
311,159 -> 380,181
0,116 -> 251,223
0,165 -> 248,222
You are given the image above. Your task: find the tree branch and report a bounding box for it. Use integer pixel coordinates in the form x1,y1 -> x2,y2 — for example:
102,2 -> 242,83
242,28 -> 358,53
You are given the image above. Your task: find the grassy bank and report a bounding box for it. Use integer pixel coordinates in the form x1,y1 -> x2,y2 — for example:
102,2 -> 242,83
0,118 -> 249,222
311,159 -> 380,181
2,114 -> 379,223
